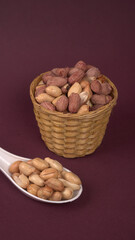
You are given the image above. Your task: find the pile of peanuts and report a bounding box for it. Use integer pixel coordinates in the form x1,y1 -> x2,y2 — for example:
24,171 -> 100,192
35,60 -> 113,114
9,157 -> 82,201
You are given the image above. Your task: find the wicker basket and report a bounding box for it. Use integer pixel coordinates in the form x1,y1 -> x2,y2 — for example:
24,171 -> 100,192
30,73 -> 118,158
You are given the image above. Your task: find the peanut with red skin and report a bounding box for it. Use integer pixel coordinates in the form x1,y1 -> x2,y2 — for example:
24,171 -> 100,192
51,67 -> 69,77
68,69 -> 85,85
86,67 -> 101,79
56,95 -> 68,112
42,71 -> 55,83
40,102 -> 55,111
91,94 -> 112,105
35,85 -> 46,97
68,67 -> 79,76
68,93 -> 81,113
74,60 -> 87,71
46,77 -> 67,87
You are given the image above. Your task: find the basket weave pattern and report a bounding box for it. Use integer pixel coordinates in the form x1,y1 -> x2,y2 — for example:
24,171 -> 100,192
30,73 -> 118,158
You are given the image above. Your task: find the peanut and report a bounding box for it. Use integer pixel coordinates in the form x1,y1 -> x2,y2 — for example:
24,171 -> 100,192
52,67 -> 69,77
45,157 -> 63,172
68,67 -> 79,76
40,102 -> 55,111
12,173 -> 29,189
59,178 -> 80,190
86,66 -> 101,79
49,191 -> 62,201
19,162 -> 36,176
27,184 -> 40,196
35,85 -> 46,97
62,187 -> 73,200
42,71 -> 55,83
29,173 -> 45,187
68,93 -> 81,113
36,93 -> 54,103
83,84 -> 92,99
79,91 -> 89,105
68,82 -> 82,97
91,80 -> 102,94
91,94 -> 112,105
46,77 -> 67,87
74,60 -> 87,71
37,186 -> 53,199
45,85 -> 62,97
45,178 -> 64,192
62,171 -> 81,185
55,95 -> 68,112
78,104 -> 89,114
40,168 -> 58,180
32,158 -> 49,171
9,161 -> 22,174
68,69 -> 85,85
61,83 -> 70,94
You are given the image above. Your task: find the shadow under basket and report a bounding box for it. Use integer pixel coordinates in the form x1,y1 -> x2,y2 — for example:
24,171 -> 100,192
30,74 -> 118,158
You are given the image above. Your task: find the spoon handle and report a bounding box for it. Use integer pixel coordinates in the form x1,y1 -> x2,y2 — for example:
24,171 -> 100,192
0,147 -> 29,172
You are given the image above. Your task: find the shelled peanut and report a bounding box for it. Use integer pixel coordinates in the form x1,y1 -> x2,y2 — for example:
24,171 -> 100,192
9,157 -> 82,201
35,60 -> 113,114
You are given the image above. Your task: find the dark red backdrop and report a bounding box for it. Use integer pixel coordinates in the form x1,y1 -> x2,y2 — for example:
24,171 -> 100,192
0,1 -> 135,240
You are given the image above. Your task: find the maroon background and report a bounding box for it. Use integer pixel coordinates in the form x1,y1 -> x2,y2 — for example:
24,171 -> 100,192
0,0 -> 135,239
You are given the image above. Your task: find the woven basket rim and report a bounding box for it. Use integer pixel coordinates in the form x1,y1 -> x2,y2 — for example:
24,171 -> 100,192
30,73 -> 118,119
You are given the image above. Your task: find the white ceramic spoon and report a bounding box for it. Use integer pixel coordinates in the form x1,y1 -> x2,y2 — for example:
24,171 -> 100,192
0,147 -> 83,204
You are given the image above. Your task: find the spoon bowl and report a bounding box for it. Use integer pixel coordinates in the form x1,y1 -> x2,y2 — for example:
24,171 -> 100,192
0,147 -> 83,203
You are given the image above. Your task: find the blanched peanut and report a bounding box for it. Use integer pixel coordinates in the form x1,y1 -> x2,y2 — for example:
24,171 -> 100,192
27,184 -> 40,196
37,186 -> 53,199
32,158 -> 49,171
45,86 -> 62,97
9,161 -> 22,174
62,171 -> 81,185
19,162 -> 36,176
35,93 -> 54,103
80,79 -> 90,88
79,91 -> 89,105
40,168 -> 58,180
68,82 -> 82,97
62,187 -> 73,200
29,173 -> 45,186
12,173 -> 29,189
83,85 -> 92,99
59,178 -> 80,190
45,157 -> 63,172
49,191 -> 62,201
45,178 -> 64,191
78,105 -> 89,114
27,160 -> 33,165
